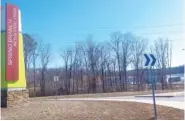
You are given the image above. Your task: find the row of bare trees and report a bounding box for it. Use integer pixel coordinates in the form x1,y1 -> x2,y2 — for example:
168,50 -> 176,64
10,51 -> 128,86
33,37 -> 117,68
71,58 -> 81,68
58,32 -> 172,94
23,31 -> 173,96
23,34 -> 51,96
154,38 -> 173,90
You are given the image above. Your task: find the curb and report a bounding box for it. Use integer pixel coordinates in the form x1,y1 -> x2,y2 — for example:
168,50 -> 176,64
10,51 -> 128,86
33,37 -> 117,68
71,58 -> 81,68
135,96 -> 174,98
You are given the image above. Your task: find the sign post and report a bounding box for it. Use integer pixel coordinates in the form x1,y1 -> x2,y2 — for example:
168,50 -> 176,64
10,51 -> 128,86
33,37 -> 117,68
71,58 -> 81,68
53,76 -> 59,100
144,54 -> 157,120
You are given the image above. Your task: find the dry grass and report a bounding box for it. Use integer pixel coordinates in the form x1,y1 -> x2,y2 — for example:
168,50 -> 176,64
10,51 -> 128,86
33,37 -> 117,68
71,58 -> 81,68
31,89 -> 184,100
1,100 -> 184,120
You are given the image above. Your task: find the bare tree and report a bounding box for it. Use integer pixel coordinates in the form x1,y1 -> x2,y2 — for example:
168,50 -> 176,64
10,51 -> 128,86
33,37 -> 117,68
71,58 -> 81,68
30,38 -> 41,93
109,32 -> 122,91
60,49 -> 72,94
121,32 -> 135,91
23,34 -> 35,72
105,56 -> 114,92
166,39 -> 173,89
81,43 -> 89,92
109,32 -> 134,91
110,58 -> 117,91
39,43 -> 51,96
98,43 -> 110,92
131,36 -> 148,91
68,50 -> 74,94
85,35 -> 100,93
73,42 -> 84,93
23,33 -> 37,88
154,38 -> 171,90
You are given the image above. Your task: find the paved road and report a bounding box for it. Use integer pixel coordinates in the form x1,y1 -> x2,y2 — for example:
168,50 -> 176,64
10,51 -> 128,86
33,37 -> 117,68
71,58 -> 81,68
53,91 -> 184,110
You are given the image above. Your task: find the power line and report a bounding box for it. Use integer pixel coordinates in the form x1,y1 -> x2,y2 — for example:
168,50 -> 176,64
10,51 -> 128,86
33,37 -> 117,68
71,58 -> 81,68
46,31 -> 185,45
65,24 -> 185,30
134,31 -> 184,35
122,24 -> 185,29
58,38 -> 185,51
59,37 -> 185,44
57,31 -> 185,43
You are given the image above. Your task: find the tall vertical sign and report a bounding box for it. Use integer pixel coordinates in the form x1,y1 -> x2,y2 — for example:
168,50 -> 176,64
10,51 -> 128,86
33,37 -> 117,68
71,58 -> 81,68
5,3 -> 19,81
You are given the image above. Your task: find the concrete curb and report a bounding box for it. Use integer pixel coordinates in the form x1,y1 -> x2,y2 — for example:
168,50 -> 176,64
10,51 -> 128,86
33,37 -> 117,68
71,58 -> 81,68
135,96 -> 174,98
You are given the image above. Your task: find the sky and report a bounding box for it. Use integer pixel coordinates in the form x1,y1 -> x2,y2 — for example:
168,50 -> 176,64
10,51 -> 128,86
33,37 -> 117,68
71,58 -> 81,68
1,0 -> 185,68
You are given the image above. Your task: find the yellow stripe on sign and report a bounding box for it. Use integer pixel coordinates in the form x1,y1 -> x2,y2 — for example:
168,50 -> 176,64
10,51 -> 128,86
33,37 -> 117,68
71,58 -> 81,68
1,33 -> 26,88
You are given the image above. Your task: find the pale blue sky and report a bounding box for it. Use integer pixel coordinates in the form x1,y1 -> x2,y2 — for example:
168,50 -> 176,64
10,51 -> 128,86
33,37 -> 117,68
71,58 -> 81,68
1,0 -> 185,67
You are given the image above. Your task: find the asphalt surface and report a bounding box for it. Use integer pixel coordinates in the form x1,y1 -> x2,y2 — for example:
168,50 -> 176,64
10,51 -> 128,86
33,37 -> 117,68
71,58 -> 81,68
53,91 -> 185,110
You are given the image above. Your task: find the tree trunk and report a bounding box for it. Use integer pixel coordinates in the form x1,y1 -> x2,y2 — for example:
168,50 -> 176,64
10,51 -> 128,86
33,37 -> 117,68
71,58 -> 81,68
41,69 -> 45,96
101,67 -> 105,93
33,60 -> 36,94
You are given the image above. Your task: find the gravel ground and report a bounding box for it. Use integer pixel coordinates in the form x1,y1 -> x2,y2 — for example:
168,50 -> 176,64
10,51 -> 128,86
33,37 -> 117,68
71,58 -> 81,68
1,100 -> 184,120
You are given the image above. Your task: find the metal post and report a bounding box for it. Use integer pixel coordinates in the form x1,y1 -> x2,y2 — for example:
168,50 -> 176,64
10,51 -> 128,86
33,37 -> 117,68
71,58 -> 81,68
151,66 -> 157,120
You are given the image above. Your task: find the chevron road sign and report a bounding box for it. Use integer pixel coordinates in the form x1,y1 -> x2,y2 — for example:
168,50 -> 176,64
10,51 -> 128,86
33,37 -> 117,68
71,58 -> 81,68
144,53 -> 157,119
144,54 -> 156,67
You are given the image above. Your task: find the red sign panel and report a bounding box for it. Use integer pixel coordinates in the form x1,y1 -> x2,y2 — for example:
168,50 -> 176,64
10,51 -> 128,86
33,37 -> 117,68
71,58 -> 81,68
5,4 -> 19,81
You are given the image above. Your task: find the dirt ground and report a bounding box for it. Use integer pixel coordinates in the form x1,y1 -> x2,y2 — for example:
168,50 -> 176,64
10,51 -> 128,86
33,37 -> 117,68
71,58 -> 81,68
31,89 -> 184,100
1,100 -> 184,120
